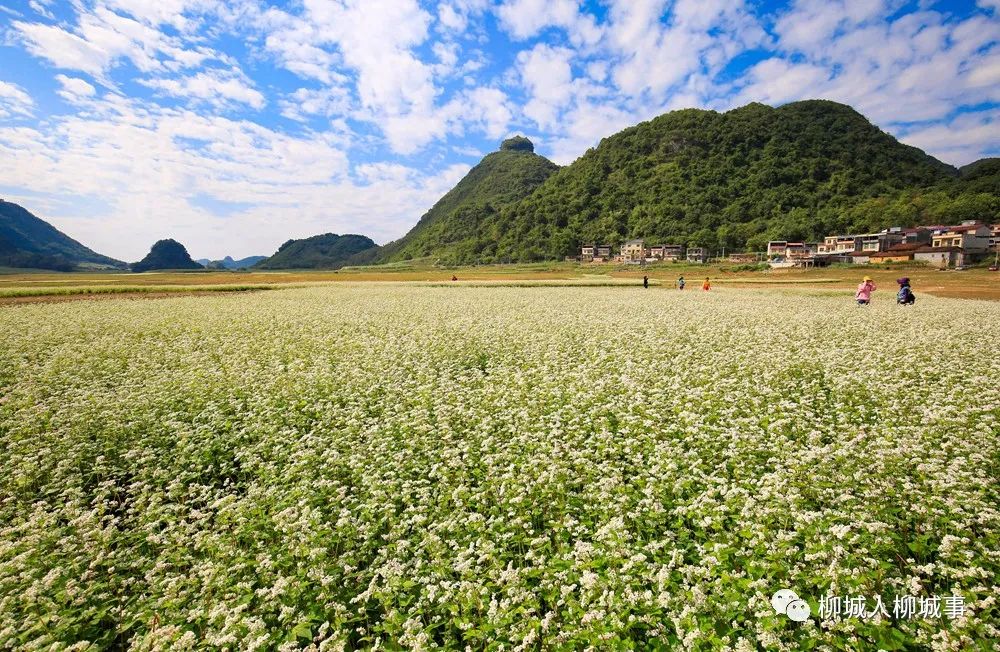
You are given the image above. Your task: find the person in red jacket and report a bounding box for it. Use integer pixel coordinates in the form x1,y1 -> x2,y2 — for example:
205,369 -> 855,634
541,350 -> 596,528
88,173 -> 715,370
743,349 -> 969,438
702,278 -> 711,291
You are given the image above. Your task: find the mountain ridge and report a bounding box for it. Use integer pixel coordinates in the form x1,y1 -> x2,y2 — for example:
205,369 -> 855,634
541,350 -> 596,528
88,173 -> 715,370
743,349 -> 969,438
255,233 -> 378,269
377,136 -> 559,263
384,100 -> 996,263
132,239 -> 204,272
0,200 -> 125,270
197,255 -> 268,269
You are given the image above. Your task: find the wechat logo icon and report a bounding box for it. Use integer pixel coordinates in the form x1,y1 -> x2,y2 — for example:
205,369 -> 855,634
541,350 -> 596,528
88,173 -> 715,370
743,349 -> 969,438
772,588 -> 811,622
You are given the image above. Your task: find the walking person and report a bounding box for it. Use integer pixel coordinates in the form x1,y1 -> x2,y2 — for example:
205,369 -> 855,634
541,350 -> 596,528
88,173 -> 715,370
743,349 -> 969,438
896,277 -> 915,305
702,277 -> 711,291
643,275 -> 649,289
855,276 -> 876,305
677,275 -> 685,290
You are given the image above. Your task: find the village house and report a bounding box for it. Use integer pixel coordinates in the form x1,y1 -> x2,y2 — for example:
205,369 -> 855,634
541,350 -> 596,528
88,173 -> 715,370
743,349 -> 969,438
768,241 -> 813,257
989,224 -> 1000,252
817,235 -> 861,254
686,247 -> 708,263
767,241 -> 818,267
881,226 -> 931,245
913,222 -> 992,268
868,242 -> 923,263
647,244 -> 685,261
929,222 -> 991,250
579,244 -> 614,263
766,241 -> 789,257
620,238 -> 646,263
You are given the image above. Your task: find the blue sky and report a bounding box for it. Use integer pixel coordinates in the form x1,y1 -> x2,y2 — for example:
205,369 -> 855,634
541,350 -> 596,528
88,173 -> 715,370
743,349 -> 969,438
0,0 -> 997,261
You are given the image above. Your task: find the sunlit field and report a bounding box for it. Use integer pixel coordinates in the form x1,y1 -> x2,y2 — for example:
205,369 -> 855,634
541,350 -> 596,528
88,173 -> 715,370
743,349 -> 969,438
1,285 -> 998,650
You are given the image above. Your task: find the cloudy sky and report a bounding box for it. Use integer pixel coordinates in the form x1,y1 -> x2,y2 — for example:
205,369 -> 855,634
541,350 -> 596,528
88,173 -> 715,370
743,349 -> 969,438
0,0 -> 998,261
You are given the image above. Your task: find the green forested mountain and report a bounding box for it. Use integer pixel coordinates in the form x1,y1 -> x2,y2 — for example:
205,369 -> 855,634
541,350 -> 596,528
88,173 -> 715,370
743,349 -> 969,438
377,137 -> 559,262
132,239 -> 203,272
0,200 -> 125,270
388,100 -> 997,263
256,233 -> 378,269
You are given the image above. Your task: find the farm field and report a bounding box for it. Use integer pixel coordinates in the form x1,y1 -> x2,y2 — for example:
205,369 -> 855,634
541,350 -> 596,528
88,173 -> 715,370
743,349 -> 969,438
1,284 -> 999,650
2,263 -> 999,303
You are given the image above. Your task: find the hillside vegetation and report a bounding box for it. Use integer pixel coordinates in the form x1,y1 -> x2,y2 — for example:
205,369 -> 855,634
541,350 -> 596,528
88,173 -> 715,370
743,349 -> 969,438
256,233 -> 378,269
377,137 -> 559,263
388,101 -> 998,264
132,239 -> 203,272
0,200 -> 124,270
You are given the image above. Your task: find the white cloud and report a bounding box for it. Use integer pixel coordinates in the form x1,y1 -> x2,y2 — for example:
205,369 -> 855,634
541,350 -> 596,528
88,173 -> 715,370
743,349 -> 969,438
141,68 -> 266,110
0,81 -> 34,118
733,58 -> 832,106
55,75 -> 97,103
280,86 -> 353,122
899,109 -> 1000,166
12,3 -> 222,80
28,0 -> 55,19
517,44 -> 575,129
0,92 -> 467,259
496,0 -> 602,46
2,0 -> 998,259
607,0 -> 766,101
546,101 -> 635,165
729,7 -> 1000,129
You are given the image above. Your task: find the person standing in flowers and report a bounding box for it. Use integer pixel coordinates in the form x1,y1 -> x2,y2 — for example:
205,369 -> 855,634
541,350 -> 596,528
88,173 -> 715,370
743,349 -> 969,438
702,277 -> 711,291
643,275 -> 649,289
856,276 -> 876,305
677,275 -> 686,290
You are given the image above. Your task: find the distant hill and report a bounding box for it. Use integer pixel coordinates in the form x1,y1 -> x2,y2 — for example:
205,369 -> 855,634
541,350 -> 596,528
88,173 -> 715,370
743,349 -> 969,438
132,239 -> 204,272
382,100 -> 997,263
255,233 -> 378,269
377,137 -> 559,263
0,200 -> 125,270
196,255 -> 268,269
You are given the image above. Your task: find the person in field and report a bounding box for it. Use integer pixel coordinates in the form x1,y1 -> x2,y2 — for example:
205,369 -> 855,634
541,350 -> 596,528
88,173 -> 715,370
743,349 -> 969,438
643,275 -> 649,288
703,278 -> 711,291
452,275 -> 458,281
897,277 -> 915,305
856,276 -> 876,305
677,275 -> 685,290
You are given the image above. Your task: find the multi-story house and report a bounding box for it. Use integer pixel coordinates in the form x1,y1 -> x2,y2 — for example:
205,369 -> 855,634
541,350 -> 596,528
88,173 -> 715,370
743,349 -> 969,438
686,247 -> 708,263
644,243 -> 685,261
580,244 -> 614,262
914,222 -> 992,268
768,241 -> 814,257
817,235 -> 863,254
767,241 -> 789,257
990,224 -> 1000,252
929,222 -> 991,251
621,239 -> 646,263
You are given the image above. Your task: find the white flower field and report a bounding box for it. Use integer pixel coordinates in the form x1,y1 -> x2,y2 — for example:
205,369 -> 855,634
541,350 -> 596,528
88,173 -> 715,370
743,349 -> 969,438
1,285 -> 998,651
